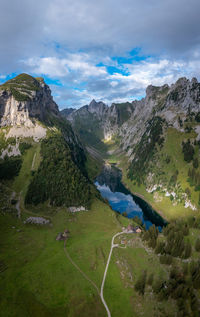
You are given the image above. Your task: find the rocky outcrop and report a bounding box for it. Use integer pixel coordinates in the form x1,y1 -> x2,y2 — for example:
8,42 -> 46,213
24,217 -> 50,225
68,206 -> 87,212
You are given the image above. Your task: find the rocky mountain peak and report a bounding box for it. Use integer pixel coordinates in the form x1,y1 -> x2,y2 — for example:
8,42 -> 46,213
0,73 -> 59,127
166,77 -> 200,111
88,99 -> 108,116
146,84 -> 169,100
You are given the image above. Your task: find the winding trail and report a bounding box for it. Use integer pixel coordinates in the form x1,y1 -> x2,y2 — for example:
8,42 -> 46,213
100,232 -> 126,317
64,231 -> 130,317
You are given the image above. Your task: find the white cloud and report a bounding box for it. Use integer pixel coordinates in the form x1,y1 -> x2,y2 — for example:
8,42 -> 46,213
25,53 -> 107,79
45,55 -> 200,108
26,57 -> 69,77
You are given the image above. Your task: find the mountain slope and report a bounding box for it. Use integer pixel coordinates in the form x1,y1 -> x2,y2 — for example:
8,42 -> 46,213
0,73 -> 95,208
62,77 -> 200,218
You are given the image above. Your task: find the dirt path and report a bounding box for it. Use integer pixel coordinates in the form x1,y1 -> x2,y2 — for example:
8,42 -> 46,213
100,232 -> 125,317
64,240 -> 100,294
31,153 -> 36,170
11,191 -> 21,218
64,231 -> 132,317
16,197 -> 21,219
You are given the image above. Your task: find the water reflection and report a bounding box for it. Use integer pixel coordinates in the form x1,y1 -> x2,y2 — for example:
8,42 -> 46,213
95,164 -> 166,230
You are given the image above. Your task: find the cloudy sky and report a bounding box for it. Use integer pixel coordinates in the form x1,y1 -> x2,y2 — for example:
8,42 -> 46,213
1,0 -> 200,109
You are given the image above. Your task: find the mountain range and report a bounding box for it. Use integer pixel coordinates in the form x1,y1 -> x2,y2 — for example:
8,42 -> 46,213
1,73 -> 200,317
61,77 -> 200,217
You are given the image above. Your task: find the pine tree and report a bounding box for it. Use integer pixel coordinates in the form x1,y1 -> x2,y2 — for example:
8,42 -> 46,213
152,276 -> 165,294
155,241 -> 165,254
190,261 -> 200,289
134,270 -> 147,295
183,242 -> 192,259
193,158 -> 199,169
195,238 -> 200,252
147,272 -> 154,286
191,168 -> 195,182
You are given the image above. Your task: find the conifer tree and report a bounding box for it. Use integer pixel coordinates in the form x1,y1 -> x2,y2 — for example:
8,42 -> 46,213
195,238 -> 200,252
134,270 -> 147,295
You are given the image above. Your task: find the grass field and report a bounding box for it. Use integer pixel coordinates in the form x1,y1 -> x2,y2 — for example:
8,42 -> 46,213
12,143 -> 41,200
0,195 -> 181,317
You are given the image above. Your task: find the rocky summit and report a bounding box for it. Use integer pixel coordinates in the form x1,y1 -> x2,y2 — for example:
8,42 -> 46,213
0,73 -> 59,127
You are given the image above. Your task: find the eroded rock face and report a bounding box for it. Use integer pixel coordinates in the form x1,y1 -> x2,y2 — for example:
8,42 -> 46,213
0,76 -> 59,127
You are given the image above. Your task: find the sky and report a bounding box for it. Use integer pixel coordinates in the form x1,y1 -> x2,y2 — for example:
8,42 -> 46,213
1,0 -> 200,109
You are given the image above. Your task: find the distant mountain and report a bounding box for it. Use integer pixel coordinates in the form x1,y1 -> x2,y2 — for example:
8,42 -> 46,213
60,107 -> 75,119
61,99 -> 135,151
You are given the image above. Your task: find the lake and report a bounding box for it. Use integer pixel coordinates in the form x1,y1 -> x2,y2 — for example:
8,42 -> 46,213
95,164 -> 167,230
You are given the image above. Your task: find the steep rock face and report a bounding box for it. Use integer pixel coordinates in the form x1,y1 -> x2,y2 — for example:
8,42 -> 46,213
87,99 -> 108,118
0,74 -> 59,127
118,77 -> 200,154
165,77 -> 200,111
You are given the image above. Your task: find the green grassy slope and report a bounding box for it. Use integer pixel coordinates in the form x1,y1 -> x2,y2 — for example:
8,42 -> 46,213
0,198 -> 126,316
120,127 -> 200,221
1,195 -> 182,317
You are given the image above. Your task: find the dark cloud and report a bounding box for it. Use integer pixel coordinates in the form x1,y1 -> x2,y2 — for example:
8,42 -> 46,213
0,0 -> 200,107
87,79 -> 113,92
1,0 -> 200,70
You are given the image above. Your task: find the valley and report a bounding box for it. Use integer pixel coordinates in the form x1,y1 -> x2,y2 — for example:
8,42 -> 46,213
0,74 -> 200,316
